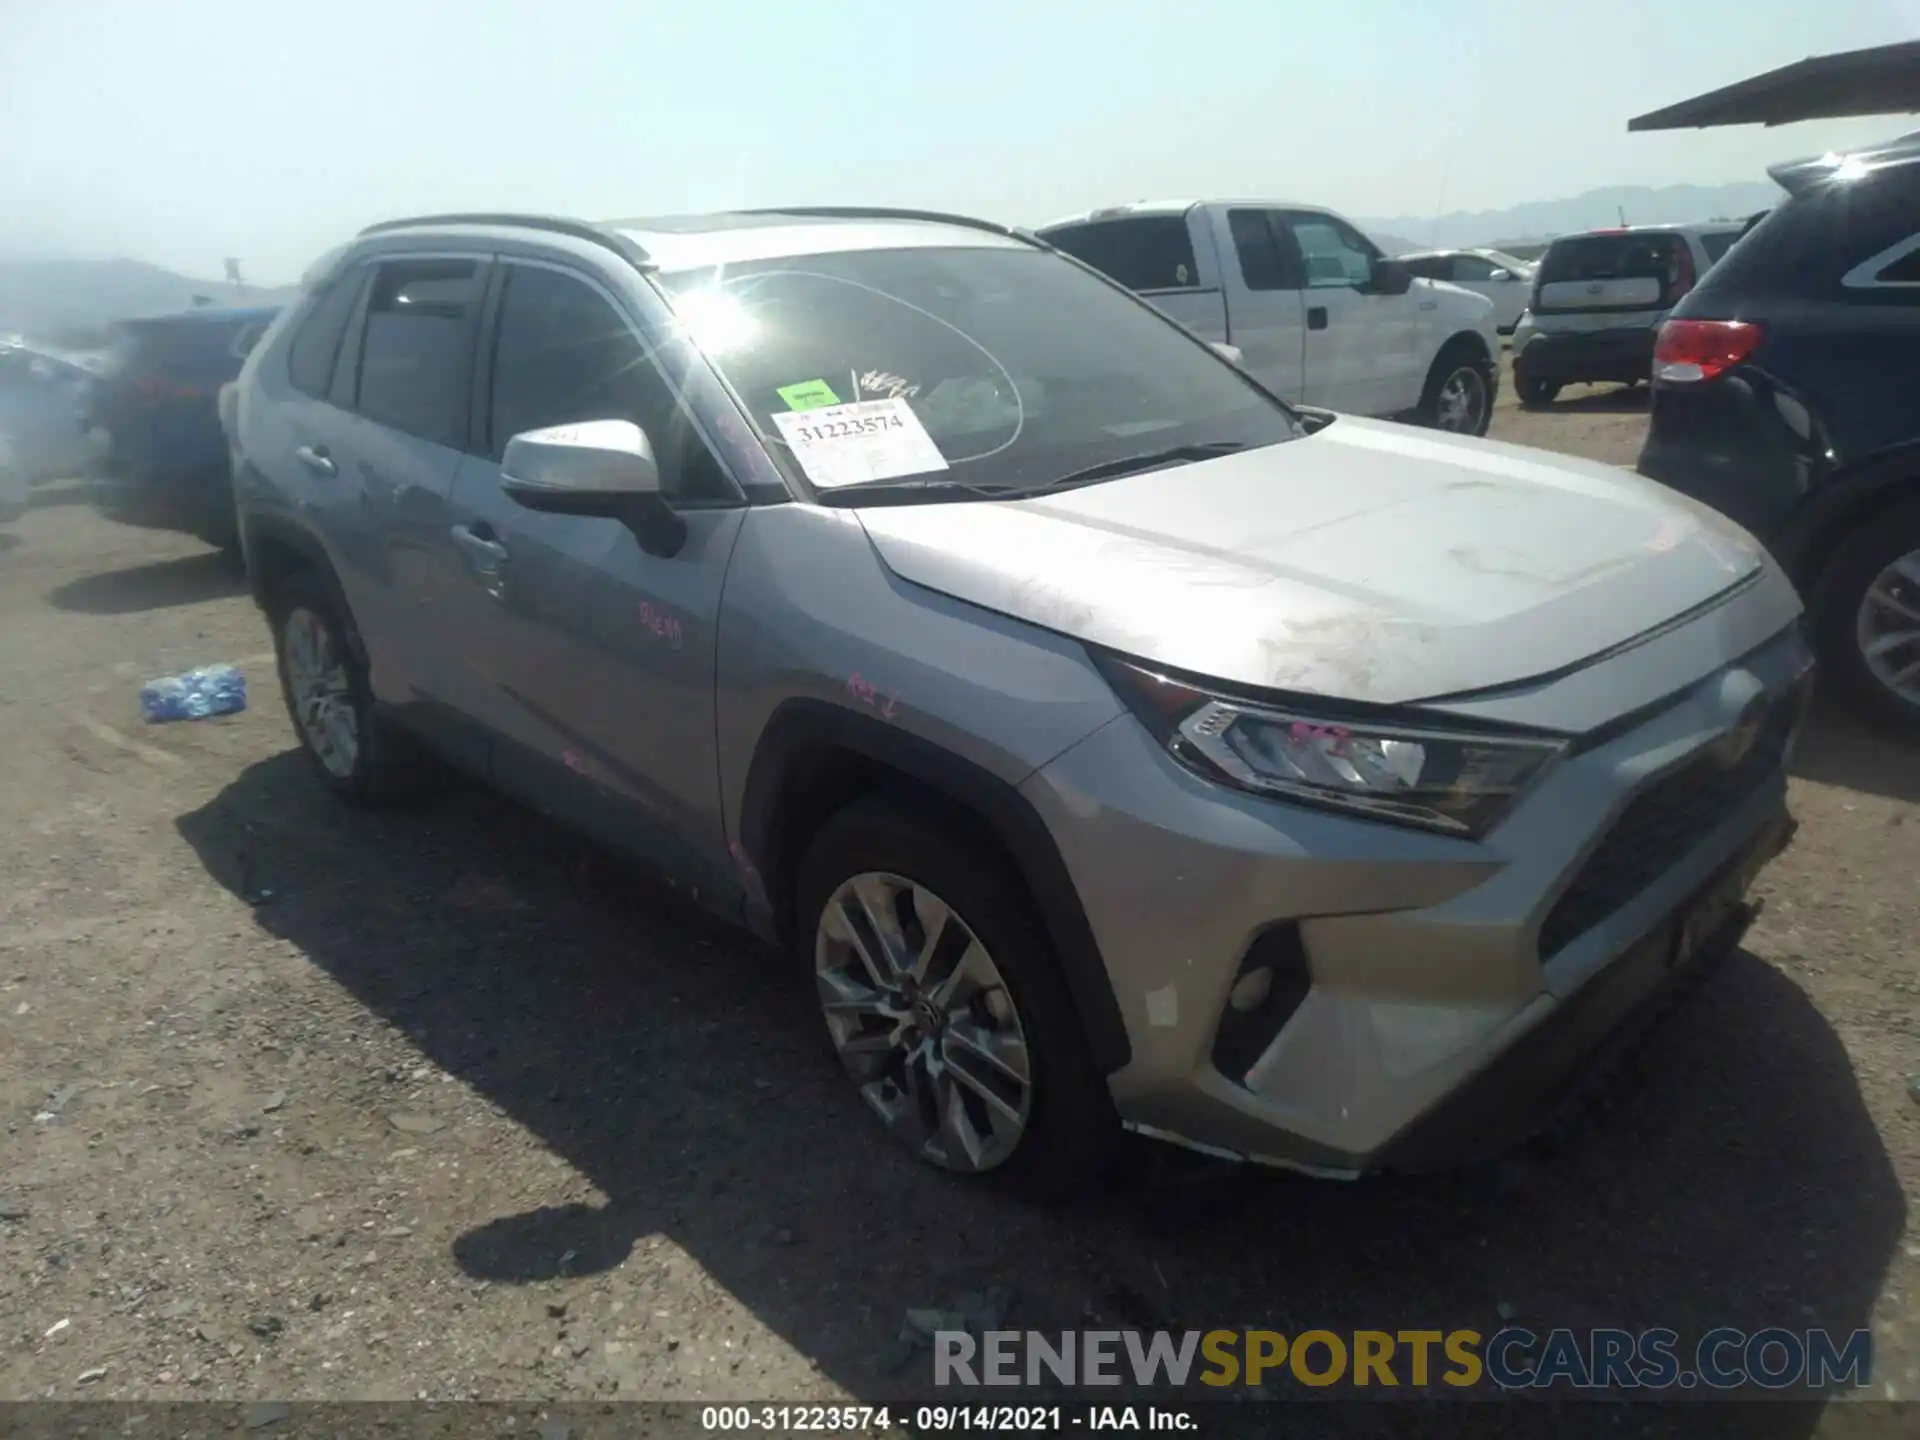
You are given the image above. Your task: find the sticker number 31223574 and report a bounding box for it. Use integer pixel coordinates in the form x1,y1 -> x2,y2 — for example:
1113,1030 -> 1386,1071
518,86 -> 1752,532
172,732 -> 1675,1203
768,397 -> 949,490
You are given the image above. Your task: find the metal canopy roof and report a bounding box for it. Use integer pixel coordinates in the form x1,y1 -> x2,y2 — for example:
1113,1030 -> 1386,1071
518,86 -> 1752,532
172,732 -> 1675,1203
1628,40 -> 1920,130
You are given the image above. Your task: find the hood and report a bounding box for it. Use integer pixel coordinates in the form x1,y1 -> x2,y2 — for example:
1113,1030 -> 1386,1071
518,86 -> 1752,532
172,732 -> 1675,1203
1422,280 -> 1498,323
853,417 -> 1766,705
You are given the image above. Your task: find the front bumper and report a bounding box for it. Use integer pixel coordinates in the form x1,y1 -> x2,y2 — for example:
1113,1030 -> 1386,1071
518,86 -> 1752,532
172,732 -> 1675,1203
1514,325 -> 1657,387
1021,621 -> 1812,1175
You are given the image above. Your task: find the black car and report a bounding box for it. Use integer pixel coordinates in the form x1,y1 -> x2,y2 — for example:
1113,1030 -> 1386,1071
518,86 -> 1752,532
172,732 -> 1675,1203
84,306 -> 277,552
1637,133 -> 1920,735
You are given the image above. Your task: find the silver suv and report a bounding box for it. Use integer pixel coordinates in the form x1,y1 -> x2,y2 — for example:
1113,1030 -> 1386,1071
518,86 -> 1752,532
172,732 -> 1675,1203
230,207 -> 1811,1194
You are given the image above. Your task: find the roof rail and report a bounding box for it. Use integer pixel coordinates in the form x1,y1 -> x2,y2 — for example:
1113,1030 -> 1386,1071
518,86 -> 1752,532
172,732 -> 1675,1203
355,213 -> 652,265
730,206 -> 1045,247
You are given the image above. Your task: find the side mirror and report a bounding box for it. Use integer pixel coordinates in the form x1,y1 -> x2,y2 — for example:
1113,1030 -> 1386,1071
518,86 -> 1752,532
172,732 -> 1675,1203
501,419 -> 686,557
1364,259 -> 1414,297
1488,268 -> 1516,283
1210,341 -> 1244,366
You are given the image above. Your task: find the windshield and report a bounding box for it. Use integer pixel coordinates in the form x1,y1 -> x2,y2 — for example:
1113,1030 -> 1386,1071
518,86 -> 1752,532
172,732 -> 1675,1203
655,244 -> 1300,499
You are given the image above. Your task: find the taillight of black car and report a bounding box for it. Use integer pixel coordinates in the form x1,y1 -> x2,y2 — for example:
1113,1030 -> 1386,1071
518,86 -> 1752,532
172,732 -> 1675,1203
1652,319 -> 1765,385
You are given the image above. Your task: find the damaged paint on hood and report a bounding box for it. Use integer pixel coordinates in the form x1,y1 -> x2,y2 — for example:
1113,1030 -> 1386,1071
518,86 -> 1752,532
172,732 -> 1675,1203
852,416 -> 1767,706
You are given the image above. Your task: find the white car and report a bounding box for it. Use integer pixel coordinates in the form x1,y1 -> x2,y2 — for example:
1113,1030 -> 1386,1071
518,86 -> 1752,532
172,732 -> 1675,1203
1036,201 -> 1503,436
1397,248 -> 1536,333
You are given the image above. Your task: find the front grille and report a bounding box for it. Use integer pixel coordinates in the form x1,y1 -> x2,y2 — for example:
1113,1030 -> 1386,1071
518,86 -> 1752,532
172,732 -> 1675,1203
1536,680 -> 1805,960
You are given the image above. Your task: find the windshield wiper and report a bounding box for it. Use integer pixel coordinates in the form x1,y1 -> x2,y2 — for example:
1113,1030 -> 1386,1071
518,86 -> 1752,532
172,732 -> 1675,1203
968,440 -> 1248,499
812,440 -> 1249,506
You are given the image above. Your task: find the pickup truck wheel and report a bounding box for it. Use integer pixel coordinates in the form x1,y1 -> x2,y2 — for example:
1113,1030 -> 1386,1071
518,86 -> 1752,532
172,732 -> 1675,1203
1812,501 -> 1920,738
1516,371 -> 1560,408
795,798 -> 1118,1198
1418,346 -> 1494,436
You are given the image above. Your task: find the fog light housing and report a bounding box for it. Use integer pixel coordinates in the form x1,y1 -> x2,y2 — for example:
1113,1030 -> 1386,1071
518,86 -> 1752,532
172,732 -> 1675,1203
1211,924 -> 1312,1084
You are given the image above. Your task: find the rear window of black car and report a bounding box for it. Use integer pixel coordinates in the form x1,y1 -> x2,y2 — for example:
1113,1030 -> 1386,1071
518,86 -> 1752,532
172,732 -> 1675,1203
1695,163 -> 1920,305
107,317 -> 267,377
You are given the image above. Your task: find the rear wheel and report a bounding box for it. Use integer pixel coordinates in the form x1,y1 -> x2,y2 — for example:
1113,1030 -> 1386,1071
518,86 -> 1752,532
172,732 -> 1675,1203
1516,371 -> 1560,408
1417,345 -> 1494,437
794,798 -> 1117,1197
1812,500 -> 1920,738
269,571 -> 429,801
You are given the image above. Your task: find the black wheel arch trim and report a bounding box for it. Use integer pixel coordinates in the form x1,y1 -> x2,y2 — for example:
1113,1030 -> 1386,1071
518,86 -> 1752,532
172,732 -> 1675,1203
737,698 -> 1132,1075
1790,440 -> 1920,585
240,509 -> 369,671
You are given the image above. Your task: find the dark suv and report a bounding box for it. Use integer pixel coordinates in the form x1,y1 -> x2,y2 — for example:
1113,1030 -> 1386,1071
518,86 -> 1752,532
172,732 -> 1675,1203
85,305 -> 277,552
1637,134 -> 1920,735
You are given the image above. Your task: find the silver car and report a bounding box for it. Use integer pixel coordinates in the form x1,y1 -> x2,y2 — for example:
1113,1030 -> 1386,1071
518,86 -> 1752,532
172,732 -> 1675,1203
231,207 -> 1810,1194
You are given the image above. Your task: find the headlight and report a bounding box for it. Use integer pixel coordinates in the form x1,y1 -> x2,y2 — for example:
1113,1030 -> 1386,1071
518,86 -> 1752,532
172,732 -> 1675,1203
1094,653 -> 1567,838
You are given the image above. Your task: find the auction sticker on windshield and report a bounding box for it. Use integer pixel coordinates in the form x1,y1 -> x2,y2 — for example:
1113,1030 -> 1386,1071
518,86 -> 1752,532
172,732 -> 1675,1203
769,398 -> 949,489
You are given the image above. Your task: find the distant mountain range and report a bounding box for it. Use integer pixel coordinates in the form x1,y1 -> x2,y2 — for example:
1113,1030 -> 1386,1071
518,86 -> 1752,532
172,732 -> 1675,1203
0,258 -> 296,346
1356,181 -> 1785,256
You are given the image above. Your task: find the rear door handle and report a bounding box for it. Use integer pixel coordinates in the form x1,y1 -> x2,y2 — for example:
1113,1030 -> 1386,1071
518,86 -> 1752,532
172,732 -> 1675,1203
1307,307 -> 1329,331
451,523 -> 510,568
293,444 -> 336,478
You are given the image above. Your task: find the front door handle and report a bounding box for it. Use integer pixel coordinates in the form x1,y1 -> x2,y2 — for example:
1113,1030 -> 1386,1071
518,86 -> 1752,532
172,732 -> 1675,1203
293,444 -> 336,478
451,523 -> 509,567
1419,299 -> 1439,311
1307,306 -> 1329,331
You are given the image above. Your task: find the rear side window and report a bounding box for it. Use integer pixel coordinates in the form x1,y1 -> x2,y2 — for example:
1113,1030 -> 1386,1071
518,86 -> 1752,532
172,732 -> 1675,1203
1698,167 -> 1920,306
287,272 -> 364,398
1226,209 -> 1296,290
351,260 -> 481,446
1044,217 -> 1200,292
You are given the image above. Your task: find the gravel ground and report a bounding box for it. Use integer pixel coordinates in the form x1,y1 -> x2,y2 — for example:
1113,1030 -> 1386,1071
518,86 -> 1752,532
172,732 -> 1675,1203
1,375 -> 1915,1436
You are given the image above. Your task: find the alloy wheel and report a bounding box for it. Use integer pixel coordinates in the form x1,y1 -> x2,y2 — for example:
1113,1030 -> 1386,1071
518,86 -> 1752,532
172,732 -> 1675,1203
1436,366 -> 1488,433
283,606 -> 360,778
814,871 -> 1033,1172
1856,548 -> 1920,708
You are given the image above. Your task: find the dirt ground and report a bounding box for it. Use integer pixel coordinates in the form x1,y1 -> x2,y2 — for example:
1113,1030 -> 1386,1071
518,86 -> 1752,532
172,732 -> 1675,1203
1,367 -> 1916,1435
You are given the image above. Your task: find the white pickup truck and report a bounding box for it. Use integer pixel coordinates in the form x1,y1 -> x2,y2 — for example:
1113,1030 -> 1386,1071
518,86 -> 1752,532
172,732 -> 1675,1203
1035,201 -> 1502,436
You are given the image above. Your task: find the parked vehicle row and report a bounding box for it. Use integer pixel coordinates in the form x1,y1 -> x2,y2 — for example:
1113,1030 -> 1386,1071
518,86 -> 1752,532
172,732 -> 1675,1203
1638,132 -> 1920,736
1511,222 -> 1747,405
224,205 -> 1809,1194
1035,201 -> 1503,436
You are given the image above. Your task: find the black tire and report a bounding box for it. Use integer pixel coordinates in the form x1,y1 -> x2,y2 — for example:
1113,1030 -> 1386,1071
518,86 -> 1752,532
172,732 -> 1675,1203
1516,370 -> 1560,408
1810,500 -> 1920,738
794,797 -> 1119,1198
1415,342 -> 1495,437
267,570 -> 430,802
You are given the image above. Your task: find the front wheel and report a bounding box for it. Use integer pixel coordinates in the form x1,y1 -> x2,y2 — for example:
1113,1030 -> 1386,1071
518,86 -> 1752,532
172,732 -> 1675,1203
1812,501 -> 1920,738
1516,371 -> 1560,409
795,798 -> 1118,1197
1417,349 -> 1494,436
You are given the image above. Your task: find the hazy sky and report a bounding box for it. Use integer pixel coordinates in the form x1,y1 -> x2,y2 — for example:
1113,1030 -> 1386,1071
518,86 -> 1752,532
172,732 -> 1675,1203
3,0 -> 1915,283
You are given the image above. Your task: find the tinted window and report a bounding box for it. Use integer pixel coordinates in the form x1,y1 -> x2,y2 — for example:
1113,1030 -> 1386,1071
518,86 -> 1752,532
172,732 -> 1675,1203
1540,233 -> 1681,284
287,272 -> 363,398
1875,240 -> 1920,284
488,265 -> 732,501
657,245 -> 1300,499
1697,165 -> 1920,306
352,261 -> 479,446
1284,214 -> 1377,288
1227,210 -> 1294,290
1400,255 -> 1453,281
1044,217 -> 1200,291
1451,254 -> 1501,282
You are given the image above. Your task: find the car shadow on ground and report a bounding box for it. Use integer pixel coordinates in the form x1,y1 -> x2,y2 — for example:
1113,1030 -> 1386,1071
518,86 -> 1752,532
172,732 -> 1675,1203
1531,385 -> 1649,415
47,549 -> 243,614
1791,696 -> 1920,806
176,752 -> 1905,1434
